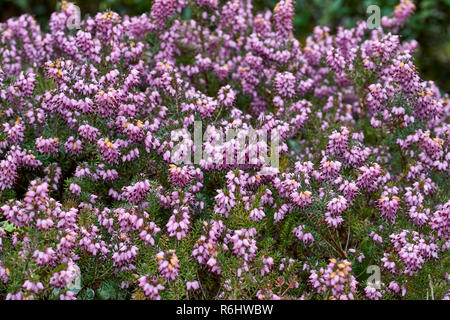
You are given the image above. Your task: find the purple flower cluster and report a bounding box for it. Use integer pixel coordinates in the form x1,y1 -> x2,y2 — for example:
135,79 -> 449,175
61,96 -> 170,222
0,0 -> 448,300
309,259 -> 358,300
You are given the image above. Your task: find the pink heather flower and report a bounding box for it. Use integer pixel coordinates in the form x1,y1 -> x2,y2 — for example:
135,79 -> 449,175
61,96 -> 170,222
166,207 -> 190,240
168,165 -> 192,187
273,0 -> 294,37
217,85 -> 236,107
60,291 -> 77,300
382,0 -> 416,30
195,0 -> 218,8
69,182 -> 81,196
195,97 -> 219,119
112,244 -> 139,272
137,276 -> 165,300
226,228 -> 258,262
214,190 -> 236,218
150,0 -> 186,27
121,180 -> 150,204
357,163 -> 382,192
186,281 -> 200,291
97,138 -> 121,164
408,206 -> 429,226
139,222 -> 161,246
274,72 -> 296,98
366,83 -> 388,112
319,157 -> 342,180
370,231 -> 383,244
327,196 -> 349,214
388,230 -> 439,276
207,257 -> 217,268
156,250 -> 180,281
218,0 -> 242,34
365,285 -> 383,300
78,123 -> 100,142
327,127 -> 350,156
6,291 -> 24,300
339,180 -> 359,200
378,192 -> 401,223
381,253 -> 397,274
324,196 -> 348,228
274,203 -> 292,222
250,207 -> 265,222
3,118 -> 25,144
0,157 -> 18,190
326,49 -> 346,73
430,201 -> 449,239
0,264 -> 8,284
35,137 -> 59,154
256,289 -> 283,300
404,186 -> 424,207
388,281 -> 400,294
342,145 -> 371,167
97,167 -> 119,182
64,136 -> 82,155
22,280 -> 44,294
192,220 -> 225,274
289,100 -> 312,129
122,121 -> 145,142
309,259 -> 358,300
260,256 -> 274,276
36,217 -> 54,230
293,225 -> 314,247
357,253 -> 365,263
291,190 -> 313,208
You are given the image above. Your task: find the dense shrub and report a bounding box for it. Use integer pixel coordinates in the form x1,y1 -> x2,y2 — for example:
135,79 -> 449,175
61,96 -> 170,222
0,0 -> 448,300
2,0 -> 449,89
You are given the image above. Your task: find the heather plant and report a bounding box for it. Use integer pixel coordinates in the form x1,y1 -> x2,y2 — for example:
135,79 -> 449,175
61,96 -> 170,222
0,0 -> 448,300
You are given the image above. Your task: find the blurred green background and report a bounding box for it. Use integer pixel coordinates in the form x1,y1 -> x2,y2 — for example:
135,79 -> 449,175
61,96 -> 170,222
1,0 -> 449,91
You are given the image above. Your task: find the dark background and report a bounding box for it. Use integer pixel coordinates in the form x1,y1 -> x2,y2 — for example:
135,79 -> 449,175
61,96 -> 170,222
1,0 -> 449,92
